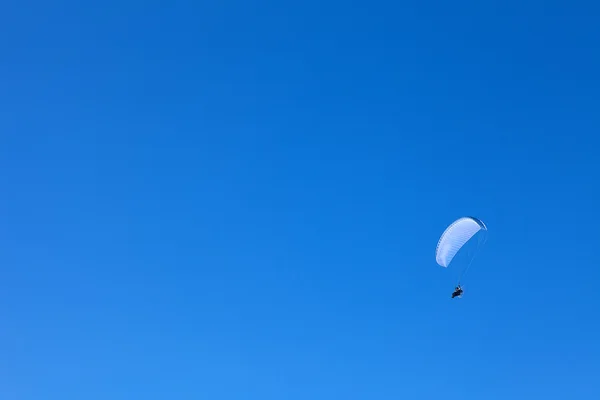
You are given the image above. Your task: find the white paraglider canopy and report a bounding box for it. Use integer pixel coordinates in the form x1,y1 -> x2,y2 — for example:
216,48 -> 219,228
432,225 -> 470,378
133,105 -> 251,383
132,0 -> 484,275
436,217 -> 487,268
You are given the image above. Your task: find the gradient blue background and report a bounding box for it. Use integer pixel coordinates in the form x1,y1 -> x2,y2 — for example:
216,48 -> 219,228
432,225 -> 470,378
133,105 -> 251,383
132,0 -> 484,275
2,1 -> 599,399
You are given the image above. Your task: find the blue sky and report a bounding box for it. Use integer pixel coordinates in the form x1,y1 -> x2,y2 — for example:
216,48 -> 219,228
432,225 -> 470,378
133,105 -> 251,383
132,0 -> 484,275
1,1 -> 599,399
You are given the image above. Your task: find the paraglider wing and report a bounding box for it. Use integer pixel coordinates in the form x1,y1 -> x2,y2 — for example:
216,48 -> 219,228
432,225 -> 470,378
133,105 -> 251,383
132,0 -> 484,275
436,217 -> 487,268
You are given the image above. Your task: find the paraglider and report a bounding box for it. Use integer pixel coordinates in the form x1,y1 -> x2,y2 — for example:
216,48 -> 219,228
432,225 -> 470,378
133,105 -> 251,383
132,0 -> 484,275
451,285 -> 463,298
436,217 -> 487,298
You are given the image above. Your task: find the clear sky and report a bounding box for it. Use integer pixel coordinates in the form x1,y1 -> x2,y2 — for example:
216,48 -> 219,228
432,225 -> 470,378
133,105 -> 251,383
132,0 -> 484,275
2,1 -> 599,399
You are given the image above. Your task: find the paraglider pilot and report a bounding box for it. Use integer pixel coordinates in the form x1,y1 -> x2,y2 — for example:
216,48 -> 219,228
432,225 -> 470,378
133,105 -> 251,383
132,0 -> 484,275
451,285 -> 463,298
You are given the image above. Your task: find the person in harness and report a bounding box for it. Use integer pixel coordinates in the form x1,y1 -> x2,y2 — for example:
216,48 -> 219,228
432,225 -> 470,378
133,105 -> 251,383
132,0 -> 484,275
451,285 -> 463,298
